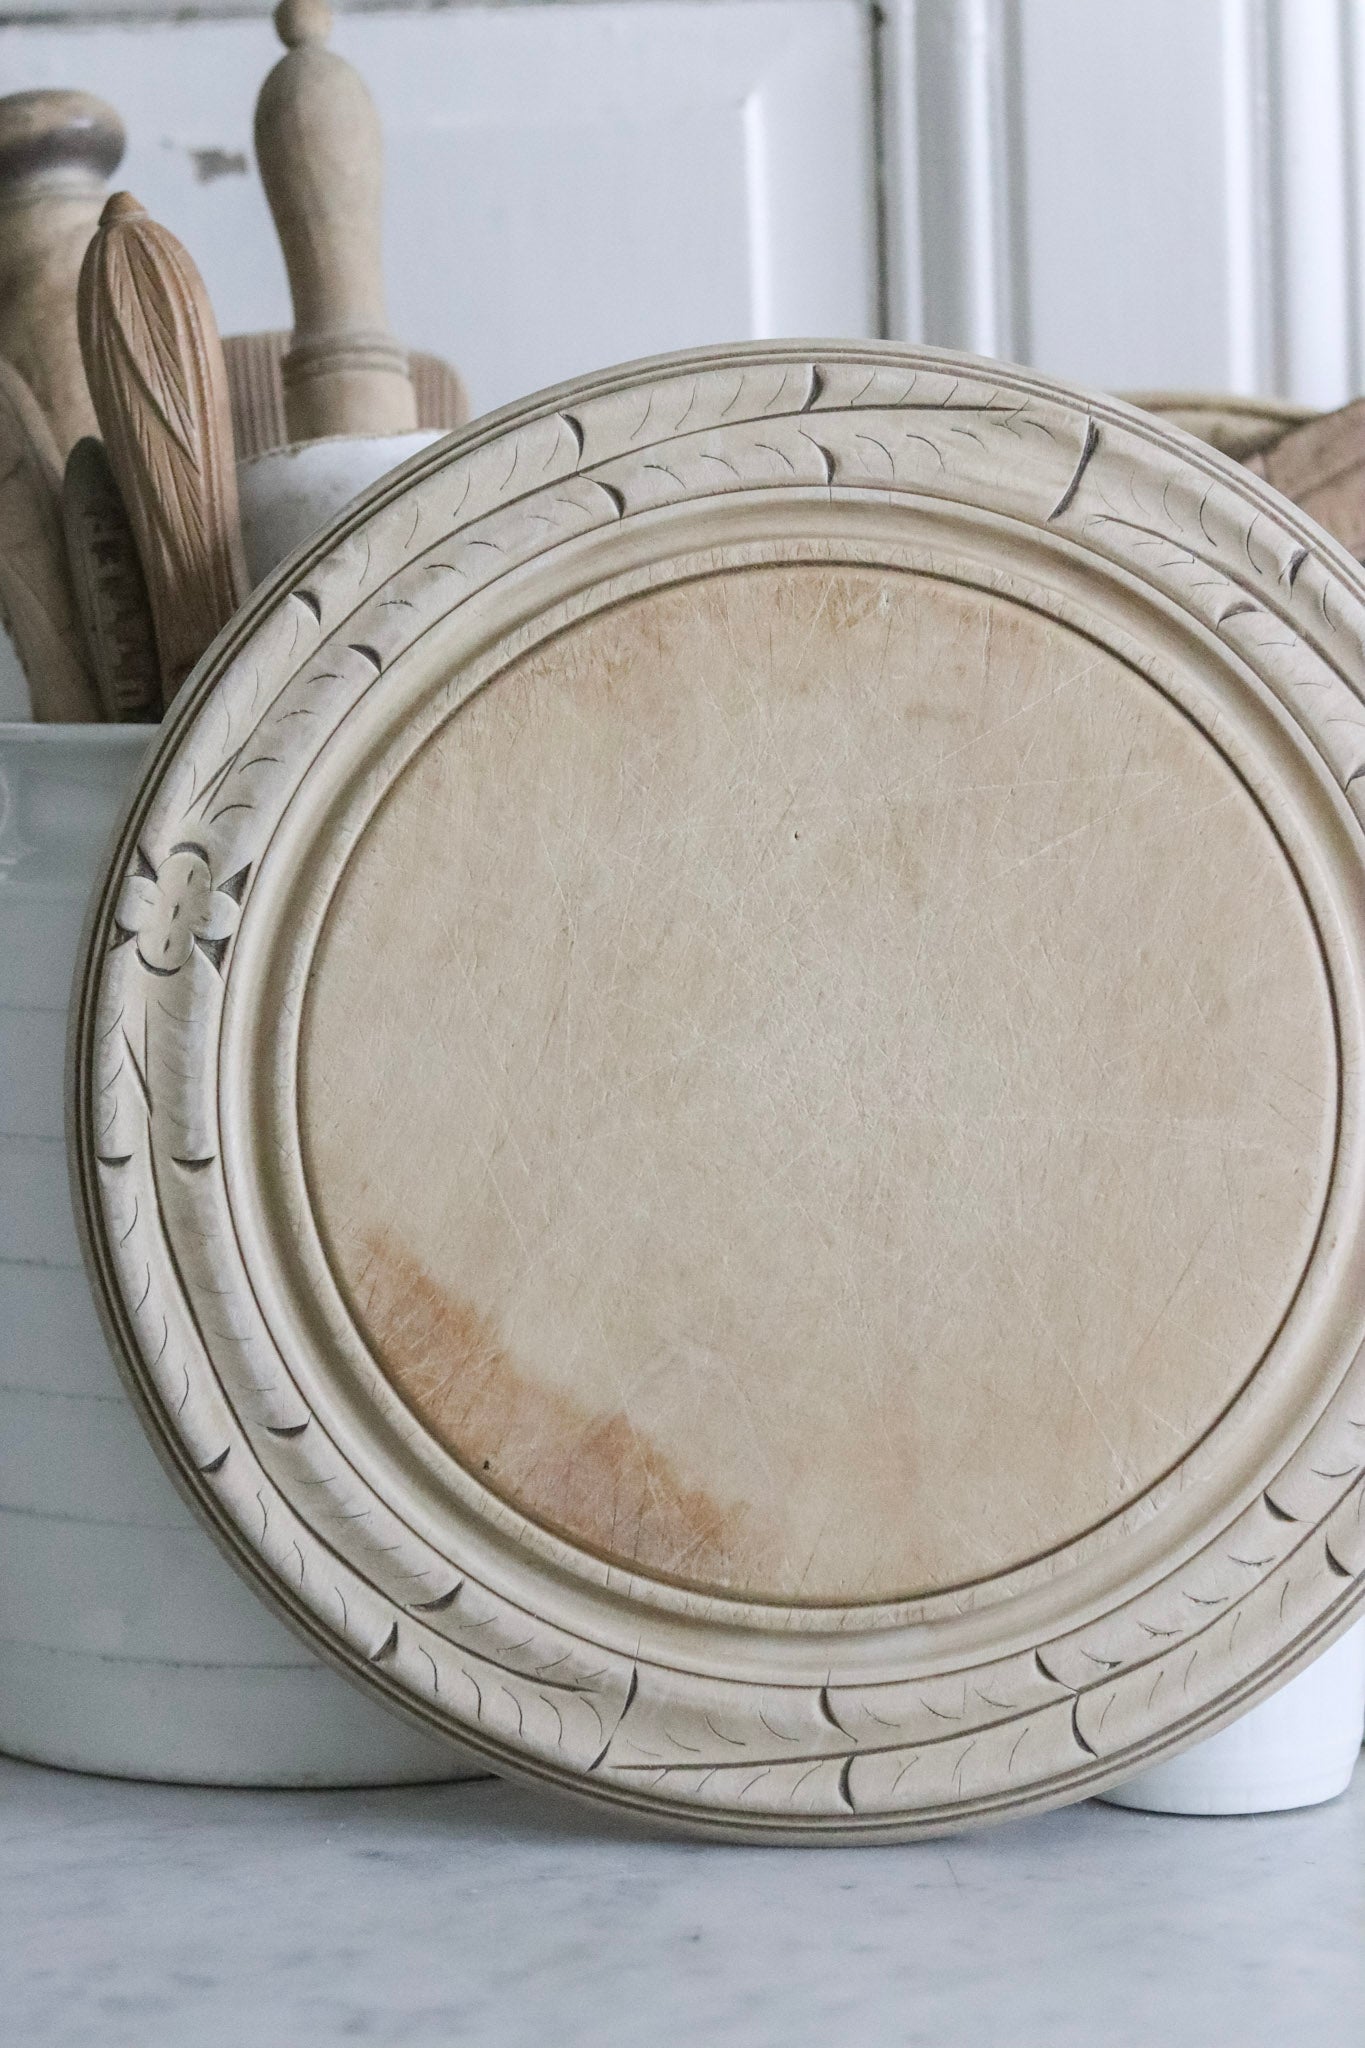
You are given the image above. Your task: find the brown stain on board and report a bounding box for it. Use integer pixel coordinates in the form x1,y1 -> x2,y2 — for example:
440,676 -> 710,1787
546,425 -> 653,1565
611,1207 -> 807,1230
350,1228 -> 767,1591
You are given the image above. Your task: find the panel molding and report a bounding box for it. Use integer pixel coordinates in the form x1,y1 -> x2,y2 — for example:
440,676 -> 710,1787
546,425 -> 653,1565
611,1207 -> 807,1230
881,0 -> 1028,360
884,0 -> 1365,406
1224,0 -> 1358,407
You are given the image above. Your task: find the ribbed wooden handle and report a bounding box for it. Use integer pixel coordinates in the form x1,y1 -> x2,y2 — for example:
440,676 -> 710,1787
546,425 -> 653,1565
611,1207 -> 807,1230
0,89 -> 125,457
78,192 -> 248,707
63,436 -> 160,722
254,0 -> 416,440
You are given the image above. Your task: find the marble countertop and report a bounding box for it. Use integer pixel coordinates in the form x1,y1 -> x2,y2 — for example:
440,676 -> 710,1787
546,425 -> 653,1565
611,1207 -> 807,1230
3,1754 -> 1362,2046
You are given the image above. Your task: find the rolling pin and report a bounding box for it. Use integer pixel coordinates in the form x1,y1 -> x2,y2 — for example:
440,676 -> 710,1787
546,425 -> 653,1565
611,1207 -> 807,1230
78,193 -> 248,707
254,0 -> 417,440
0,91 -> 125,457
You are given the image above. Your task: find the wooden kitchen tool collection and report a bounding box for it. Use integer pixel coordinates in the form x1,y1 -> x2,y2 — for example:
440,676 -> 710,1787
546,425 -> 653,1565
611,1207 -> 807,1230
3,4 -> 1363,728
0,0 -> 464,723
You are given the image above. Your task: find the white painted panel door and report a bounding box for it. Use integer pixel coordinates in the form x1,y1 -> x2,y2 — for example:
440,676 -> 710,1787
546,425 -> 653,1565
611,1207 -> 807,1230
0,1 -> 877,420
884,0 -> 1365,410
1014,0 -> 1362,407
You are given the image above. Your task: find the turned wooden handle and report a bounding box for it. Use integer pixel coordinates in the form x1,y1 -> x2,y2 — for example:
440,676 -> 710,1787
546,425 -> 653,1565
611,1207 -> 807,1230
0,91 -> 125,459
78,192 -> 248,707
224,329 -> 468,461
0,358 -> 101,721
254,0 -> 416,441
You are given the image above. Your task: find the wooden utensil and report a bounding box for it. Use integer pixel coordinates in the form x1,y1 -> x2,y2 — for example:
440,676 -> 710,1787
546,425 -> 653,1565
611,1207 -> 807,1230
1130,391 -> 1365,564
71,341 -> 1365,1841
1246,396 -> 1365,561
1124,390 -> 1316,464
78,192 -> 248,708
0,91 -> 125,458
62,438 -> 160,723
0,358 -> 100,721
254,0 -> 418,440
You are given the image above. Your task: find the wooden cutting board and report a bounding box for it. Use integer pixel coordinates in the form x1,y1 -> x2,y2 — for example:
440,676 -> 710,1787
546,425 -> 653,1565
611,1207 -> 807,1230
71,345 -> 1365,1839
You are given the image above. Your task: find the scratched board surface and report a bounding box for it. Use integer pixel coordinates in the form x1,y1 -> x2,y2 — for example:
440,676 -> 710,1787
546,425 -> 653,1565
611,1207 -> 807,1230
301,560 -> 1331,1605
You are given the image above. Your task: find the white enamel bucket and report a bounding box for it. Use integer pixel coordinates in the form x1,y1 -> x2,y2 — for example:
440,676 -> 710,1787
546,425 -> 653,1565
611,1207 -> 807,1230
1101,1622 -> 1365,1815
236,430 -> 443,586
3,722 -> 1361,1800
0,721 -> 480,1784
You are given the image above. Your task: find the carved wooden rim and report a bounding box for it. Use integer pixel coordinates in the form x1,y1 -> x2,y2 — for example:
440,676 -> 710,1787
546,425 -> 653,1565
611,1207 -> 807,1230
72,343 -> 1365,1839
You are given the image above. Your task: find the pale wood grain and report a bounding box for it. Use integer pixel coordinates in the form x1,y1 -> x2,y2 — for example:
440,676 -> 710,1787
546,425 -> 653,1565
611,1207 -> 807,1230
71,343 -> 1365,1840
78,192 -> 248,708
306,563 -> 1330,1603
1247,397 -> 1365,562
222,331 -> 287,469
0,358 -> 100,721
61,436 -> 159,724
1123,391 -> 1317,464
0,90 -> 124,460
254,0 -> 417,441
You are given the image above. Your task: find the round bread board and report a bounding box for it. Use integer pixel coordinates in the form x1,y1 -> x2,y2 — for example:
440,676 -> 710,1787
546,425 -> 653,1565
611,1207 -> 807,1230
72,342 -> 1365,1840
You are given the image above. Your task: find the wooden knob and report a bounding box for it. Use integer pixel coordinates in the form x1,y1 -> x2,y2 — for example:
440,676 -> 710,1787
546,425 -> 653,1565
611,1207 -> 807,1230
254,0 -> 417,440
79,192 -> 248,707
0,90 -> 125,456
276,0 -> 332,47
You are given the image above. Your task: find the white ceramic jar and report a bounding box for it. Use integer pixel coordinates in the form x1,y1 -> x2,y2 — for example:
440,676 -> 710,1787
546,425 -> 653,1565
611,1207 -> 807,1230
1101,1621 -> 1365,1816
0,721 -> 480,1784
2,424 -> 1361,1803
237,431 -> 443,584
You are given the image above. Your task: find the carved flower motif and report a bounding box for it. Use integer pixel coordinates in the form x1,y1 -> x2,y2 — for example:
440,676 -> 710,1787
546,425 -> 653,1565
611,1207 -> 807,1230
116,844 -> 242,975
